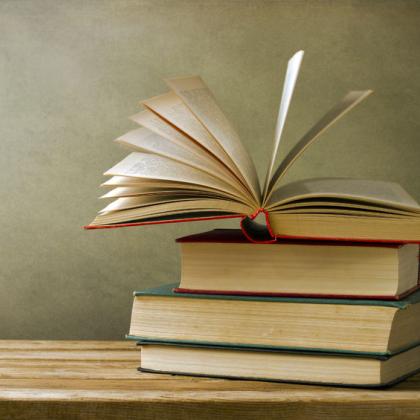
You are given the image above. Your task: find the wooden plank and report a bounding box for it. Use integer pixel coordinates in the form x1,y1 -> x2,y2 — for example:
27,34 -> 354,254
0,341 -> 419,419
0,340 -> 134,351
0,350 -> 136,361
0,376 -> 420,402
0,398 -> 420,419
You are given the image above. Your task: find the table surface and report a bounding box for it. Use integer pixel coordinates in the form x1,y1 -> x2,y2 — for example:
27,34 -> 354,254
0,340 -> 420,419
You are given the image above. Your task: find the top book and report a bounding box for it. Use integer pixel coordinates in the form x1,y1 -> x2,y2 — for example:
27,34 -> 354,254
86,51 -> 420,243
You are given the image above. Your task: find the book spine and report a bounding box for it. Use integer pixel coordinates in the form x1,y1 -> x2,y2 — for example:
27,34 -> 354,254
239,209 -> 277,243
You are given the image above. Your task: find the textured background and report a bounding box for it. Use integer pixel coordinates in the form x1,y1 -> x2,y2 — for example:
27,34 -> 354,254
0,0 -> 419,339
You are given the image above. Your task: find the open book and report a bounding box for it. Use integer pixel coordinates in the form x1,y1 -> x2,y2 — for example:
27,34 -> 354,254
86,51 -> 420,243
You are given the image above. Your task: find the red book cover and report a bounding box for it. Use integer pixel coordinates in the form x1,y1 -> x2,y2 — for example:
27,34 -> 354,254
85,209 -> 420,245
173,228 -> 420,301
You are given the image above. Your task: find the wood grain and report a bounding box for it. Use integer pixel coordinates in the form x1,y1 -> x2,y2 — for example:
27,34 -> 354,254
0,340 -> 419,419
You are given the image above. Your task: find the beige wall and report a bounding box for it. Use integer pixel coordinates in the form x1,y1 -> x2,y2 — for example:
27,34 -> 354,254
1,0 -> 419,339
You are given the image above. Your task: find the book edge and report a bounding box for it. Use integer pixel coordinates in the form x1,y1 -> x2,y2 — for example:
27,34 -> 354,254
173,285 -> 420,301
175,228 -> 407,247
126,335 -> 391,359
133,283 -> 419,308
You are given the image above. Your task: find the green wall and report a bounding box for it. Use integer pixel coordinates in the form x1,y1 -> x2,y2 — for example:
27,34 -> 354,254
1,0 -> 419,339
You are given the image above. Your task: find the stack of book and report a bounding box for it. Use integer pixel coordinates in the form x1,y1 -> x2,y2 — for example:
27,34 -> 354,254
128,229 -> 420,387
86,50 -> 420,386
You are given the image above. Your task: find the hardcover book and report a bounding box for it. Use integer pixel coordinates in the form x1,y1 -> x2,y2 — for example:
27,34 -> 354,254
138,339 -> 420,388
127,284 -> 420,356
175,229 -> 420,299
86,51 -> 420,243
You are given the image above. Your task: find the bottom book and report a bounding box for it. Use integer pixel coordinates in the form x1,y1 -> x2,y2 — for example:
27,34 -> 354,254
137,340 -> 420,388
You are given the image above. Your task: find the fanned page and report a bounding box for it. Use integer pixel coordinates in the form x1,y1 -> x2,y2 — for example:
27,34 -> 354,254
98,195 -> 250,215
263,90 -> 373,205
115,125 -> 251,203
101,176 -> 200,188
101,187 -> 231,199
102,176 -> 240,191
91,198 -> 250,226
142,92 -> 242,183
104,152 -> 252,205
127,110 -> 249,198
267,178 -> 420,214
263,50 -> 304,197
90,149 -> 254,227
100,175 -> 236,204
116,126 -> 223,177
165,76 -> 261,204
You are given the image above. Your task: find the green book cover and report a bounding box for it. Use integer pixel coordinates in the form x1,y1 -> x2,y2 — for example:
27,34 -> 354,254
127,283 -> 420,357
133,282 -> 420,308
136,339 -> 420,389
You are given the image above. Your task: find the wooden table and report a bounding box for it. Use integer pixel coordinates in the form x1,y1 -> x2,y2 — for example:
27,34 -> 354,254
0,341 -> 419,419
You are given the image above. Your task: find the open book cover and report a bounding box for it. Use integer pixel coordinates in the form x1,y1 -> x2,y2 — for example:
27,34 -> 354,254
85,51 -> 420,243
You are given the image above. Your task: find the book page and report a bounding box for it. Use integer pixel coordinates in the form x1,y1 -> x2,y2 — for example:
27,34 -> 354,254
266,178 -> 420,213
116,126 -> 250,200
101,186 -> 168,199
129,110 -> 248,196
99,193 -> 251,214
166,76 -> 261,204
131,109 -> 219,163
100,194 -> 216,213
274,199 -> 416,216
102,176 -> 183,188
100,186 -> 230,200
117,126 -> 206,169
101,176 -> 138,187
91,198 -> 251,226
91,209 -> 236,226
142,92 -> 239,176
277,208 -> 410,218
263,50 -> 304,198
104,152 -> 249,203
264,90 -> 373,205
101,176 -> 230,193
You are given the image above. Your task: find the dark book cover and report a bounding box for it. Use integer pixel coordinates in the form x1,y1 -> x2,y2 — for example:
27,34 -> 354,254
135,339 -> 420,388
128,283 -> 420,357
174,229 -> 420,300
